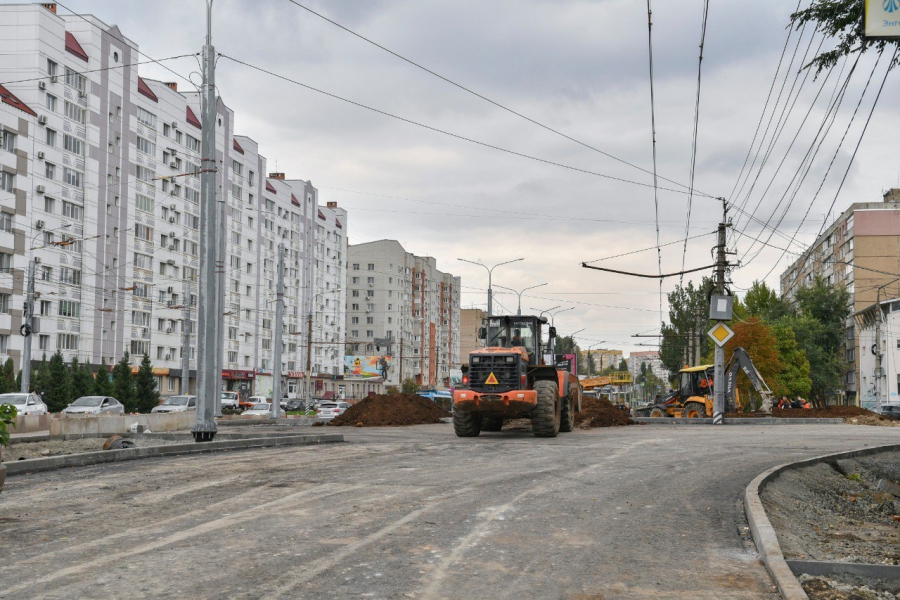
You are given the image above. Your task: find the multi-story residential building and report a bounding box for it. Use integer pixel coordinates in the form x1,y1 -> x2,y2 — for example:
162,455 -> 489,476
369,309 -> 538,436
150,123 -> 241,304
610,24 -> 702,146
627,350 -> 669,382
0,3 -> 344,399
780,188 -> 900,404
853,298 -> 900,409
0,84 -> 35,366
582,348 -> 623,374
346,240 -> 460,389
459,308 -> 486,362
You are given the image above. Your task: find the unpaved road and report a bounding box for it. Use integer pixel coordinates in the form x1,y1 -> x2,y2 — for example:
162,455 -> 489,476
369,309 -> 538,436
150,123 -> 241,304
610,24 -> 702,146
1,423 -> 898,599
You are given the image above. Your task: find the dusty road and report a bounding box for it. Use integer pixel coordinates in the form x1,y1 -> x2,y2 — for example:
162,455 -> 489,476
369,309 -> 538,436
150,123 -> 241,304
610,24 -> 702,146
1,423 -> 898,599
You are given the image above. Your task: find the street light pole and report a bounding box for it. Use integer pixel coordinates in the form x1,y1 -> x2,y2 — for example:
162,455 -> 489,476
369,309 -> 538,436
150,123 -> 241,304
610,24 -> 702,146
494,282 -> 547,316
272,241 -> 285,418
192,0 -> 218,442
457,257 -> 523,318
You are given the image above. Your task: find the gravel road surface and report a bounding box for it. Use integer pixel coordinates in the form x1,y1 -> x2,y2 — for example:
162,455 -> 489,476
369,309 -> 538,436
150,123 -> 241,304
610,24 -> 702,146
1,423 -> 898,599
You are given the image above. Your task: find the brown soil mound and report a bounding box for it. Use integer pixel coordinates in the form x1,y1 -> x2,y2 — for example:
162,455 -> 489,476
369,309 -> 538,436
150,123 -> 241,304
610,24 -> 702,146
574,397 -> 633,428
329,393 -> 450,427
726,405 -> 887,421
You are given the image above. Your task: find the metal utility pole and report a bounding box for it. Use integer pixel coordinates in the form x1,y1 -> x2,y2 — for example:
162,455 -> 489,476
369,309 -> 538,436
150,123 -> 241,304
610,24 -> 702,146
181,277 -> 191,395
712,198 -> 729,425
215,196 -> 225,417
305,313 -> 313,403
20,260 -> 35,393
192,0 -> 218,442
458,257 -> 523,318
272,242 -> 285,418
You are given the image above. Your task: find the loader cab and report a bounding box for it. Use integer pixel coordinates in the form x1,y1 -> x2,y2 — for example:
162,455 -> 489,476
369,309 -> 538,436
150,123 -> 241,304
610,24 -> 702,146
677,365 -> 715,399
479,315 -> 548,367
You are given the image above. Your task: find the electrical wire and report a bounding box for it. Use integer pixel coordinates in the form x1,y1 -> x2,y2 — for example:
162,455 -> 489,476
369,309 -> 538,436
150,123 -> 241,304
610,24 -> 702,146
645,0 -> 664,332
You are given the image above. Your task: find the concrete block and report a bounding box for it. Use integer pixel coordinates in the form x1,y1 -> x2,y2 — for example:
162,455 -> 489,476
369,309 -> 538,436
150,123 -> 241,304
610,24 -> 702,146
49,412 -> 194,435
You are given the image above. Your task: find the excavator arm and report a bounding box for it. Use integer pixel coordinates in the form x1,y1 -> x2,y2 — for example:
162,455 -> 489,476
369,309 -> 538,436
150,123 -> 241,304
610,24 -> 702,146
724,347 -> 773,413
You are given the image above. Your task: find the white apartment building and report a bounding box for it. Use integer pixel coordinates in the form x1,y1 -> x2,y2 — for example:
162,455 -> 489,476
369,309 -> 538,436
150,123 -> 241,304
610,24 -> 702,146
627,350 -> 670,383
0,3 -> 344,398
346,240 -> 460,390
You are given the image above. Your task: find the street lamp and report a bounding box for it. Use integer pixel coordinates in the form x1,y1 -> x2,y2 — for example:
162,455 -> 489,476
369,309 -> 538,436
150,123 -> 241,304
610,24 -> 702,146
494,282 -> 547,316
21,223 -> 72,393
530,305 -> 560,322
457,257 -> 524,318
586,342 -> 606,378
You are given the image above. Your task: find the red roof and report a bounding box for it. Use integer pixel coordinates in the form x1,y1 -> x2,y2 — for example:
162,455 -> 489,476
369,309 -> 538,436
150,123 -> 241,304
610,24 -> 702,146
65,32 -> 89,62
233,138 -> 244,154
290,193 -> 300,207
265,181 -> 276,194
318,210 -> 326,220
137,77 -> 158,102
0,84 -> 36,116
186,105 -> 201,129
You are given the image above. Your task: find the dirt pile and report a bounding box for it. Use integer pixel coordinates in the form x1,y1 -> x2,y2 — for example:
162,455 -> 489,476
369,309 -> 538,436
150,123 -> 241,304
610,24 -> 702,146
329,394 -> 450,427
574,397 -> 633,428
727,406 -> 890,422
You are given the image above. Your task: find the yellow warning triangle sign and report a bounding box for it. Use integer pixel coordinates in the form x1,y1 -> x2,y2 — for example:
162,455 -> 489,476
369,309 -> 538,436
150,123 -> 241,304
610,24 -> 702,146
485,372 -> 499,385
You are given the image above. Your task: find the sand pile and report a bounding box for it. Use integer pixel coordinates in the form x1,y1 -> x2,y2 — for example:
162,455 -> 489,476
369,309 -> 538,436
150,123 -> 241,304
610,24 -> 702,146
574,397 -> 633,428
329,394 -> 450,427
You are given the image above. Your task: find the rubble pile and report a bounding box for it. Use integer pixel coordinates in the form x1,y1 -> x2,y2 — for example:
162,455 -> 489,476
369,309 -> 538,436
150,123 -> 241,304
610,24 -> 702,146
728,406 -> 889,422
329,394 -> 450,427
575,397 -> 634,428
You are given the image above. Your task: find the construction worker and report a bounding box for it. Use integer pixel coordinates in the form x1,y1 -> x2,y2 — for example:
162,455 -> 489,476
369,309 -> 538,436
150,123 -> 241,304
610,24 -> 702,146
802,398 -> 812,409
778,396 -> 789,410
511,329 -> 524,347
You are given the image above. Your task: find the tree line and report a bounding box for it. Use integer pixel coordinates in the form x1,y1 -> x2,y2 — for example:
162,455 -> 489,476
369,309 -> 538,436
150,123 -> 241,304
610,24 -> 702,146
661,276 -> 850,408
7,351 -> 161,414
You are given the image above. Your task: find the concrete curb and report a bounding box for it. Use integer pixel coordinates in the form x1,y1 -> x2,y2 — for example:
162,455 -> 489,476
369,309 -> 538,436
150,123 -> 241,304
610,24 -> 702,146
744,442 -> 900,600
633,417 -> 845,425
4,433 -> 344,476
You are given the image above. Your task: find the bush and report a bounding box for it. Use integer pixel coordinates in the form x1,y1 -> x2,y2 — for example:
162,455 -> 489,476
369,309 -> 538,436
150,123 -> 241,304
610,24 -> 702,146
400,378 -> 419,395
386,386 -> 400,395
0,403 -> 16,447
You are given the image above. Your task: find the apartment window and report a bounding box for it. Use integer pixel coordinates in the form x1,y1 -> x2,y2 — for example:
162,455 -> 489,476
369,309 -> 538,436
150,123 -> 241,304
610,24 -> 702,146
228,327 -> 238,341
45,94 -> 57,112
58,300 -> 81,318
136,136 -> 155,156
57,333 -> 79,351
262,339 -> 271,350
59,267 -> 81,285
135,224 -> 153,241
366,317 -> 374,324
136,193 -> 154,213
47,59 -> 58,77
40,267 -> 52,282
175,131 -> 183,144
368,264 -> 375,271
137,107 -> 157,129
1,131 -> 16,153
351,303 -> 359,311
0,214 -> 11,234
44,162 -> 56,180
133,282 -> 149,298
0,294 -> 9,314
63,134 -> 85,156
351,330 -> 358,338
0,172 -> 15,193
352,290 -> 359,297
185,135 -> 200,153
366,330 -> 374,337
231,231 -> 241,245
367,277 -> 375,285
163,123 -> 171,137
61,201 -> 83,219
43,128 -> 57,148
0,335 -> 8,354
352,277 -> 359,284
262,318 -> 272,330
135,166 -> 156,184
64,67 -> 86,92
228,351 -> 238,363
62,168 -> 83,189
130,340 -> 150,356
38,335 -> 49,351
64,101 -> 85,123
232,160 -> 243,176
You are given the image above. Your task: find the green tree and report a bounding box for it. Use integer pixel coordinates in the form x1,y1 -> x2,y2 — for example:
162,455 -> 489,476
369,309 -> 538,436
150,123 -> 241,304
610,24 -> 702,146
553,336 -> 580,357
790,0 -> 899,75
30,353 -> 47,395
0,358 -> 15,394
744,281 -> 793,322
43,351 -> 71,412
618,359 -> 628,372
134,354 -> 160,413
112,353 -> 135,412
400,377 -> 419,395
771,321 -> 812,399
15,369 -> 21,392
660,277 -> 714,373
94,358 -> 112,396
69,357 -> 95,401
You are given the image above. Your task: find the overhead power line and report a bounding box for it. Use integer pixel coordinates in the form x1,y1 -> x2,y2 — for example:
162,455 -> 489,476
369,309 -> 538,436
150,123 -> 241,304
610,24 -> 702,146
281,0 -> 707,197
645,0 -> 663,328
0,54 -> 197,87
581,262 -> 716,279
218,54 -> 709,196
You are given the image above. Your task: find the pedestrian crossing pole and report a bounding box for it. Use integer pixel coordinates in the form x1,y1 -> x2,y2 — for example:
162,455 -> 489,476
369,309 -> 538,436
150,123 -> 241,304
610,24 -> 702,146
711,198 -> 730,425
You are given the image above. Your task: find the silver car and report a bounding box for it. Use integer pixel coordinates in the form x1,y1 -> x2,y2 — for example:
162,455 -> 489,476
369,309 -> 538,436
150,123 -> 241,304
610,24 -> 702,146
151,395 -> 196,413
316,402 -> 350,421
0,393 -> 48,416
63,396 -> 125,415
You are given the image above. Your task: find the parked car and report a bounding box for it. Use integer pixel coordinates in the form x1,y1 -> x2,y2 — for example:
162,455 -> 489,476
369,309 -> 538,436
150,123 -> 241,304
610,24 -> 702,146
221,391 -> 240,409
243,402 -> 272,416
62,396 -> 125,416
878,403 -> 900,420
151,395 -> 197,413
284,399 -> 306,412
240,395 -> 268,410
316,402 -> 350,421
0,393 -> 48,416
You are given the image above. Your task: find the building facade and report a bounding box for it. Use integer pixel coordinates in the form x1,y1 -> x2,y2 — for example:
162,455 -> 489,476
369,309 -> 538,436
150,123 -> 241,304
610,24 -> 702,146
459,308 -> 486,363
780,188 -> 900,404
627,350 -> 669,382
854,298 -> 900,410
346,240 -> 460,388
0,3 -> 345,398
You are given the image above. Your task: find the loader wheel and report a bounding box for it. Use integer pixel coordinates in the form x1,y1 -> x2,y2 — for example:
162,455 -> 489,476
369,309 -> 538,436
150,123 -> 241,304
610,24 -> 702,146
532,380 -> 560,438
481,416 -> 503,432
453,410 -> 482,437
649,406 -> 667,418
683,402 -> 706,419
559,393 -> 575,433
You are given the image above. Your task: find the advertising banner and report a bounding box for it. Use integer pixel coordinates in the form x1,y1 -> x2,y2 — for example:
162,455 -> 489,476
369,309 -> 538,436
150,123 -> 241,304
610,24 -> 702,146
865,0 -> 900,38
343,355 -> 392,379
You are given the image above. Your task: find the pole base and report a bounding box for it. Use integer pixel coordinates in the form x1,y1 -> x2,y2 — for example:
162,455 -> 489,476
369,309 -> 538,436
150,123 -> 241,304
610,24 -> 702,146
192,430 -> 217,442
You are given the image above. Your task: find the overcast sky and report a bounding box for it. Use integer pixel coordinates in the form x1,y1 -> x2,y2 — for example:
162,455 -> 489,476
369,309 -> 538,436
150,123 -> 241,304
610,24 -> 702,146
58,0 -> 900,354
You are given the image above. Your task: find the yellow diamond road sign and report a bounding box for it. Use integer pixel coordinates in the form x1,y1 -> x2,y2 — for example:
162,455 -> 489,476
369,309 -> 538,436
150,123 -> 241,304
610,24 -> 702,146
707,322 -> 734,347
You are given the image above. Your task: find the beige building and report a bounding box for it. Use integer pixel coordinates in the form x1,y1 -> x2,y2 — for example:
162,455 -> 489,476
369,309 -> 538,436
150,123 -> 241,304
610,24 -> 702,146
459,308 -> 486,362
780,188 -> 900,404
582,349 -> 623,374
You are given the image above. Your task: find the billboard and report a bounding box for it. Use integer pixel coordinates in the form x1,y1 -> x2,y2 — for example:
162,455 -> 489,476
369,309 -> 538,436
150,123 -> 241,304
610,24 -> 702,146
344,355 -> 392,380
865,0 -> 900,38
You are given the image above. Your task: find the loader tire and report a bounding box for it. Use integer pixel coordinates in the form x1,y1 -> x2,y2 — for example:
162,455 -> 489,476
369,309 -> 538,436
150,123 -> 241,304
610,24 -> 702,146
453,410 -> 482,437
649,406 -> 667,418
532,380 -> 560,438
683,402 -> 706,419
481,416 -> 503,432
559,393 -> 575,433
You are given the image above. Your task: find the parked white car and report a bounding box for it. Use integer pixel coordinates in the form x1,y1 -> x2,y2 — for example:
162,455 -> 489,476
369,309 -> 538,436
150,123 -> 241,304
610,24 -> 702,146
221,391 -> 240,409
243,402 -> 272,416
63,396 -> 125,416
316,402 -> 350,421
0,393 -> 48,416
151,395 -> 197,413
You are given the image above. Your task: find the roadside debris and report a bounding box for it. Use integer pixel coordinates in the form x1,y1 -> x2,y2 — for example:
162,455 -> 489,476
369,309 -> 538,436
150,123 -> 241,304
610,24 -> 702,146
726,406 -> 887,422
574,397 -> 634,428
103,435 -> 136,450
329,394 -> 450,427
